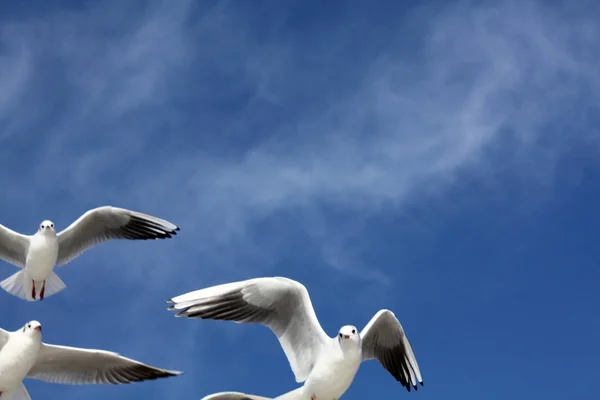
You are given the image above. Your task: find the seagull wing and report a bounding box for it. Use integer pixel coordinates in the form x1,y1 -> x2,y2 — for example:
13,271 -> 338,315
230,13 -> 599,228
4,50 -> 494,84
361,309 -> 424,392
0,224 -> 30,268
27,343 -> 182,384
201,392 -> 272,400
56,206 -> 179,265
169,277 -> 330,383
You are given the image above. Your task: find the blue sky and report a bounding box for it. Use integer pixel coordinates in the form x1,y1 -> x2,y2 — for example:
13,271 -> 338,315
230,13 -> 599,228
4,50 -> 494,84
1,0 -> 600,399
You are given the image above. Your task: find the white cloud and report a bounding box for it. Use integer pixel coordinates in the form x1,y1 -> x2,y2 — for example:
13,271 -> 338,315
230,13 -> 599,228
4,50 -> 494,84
1,3 -> 598,397
0,0 -> 598,281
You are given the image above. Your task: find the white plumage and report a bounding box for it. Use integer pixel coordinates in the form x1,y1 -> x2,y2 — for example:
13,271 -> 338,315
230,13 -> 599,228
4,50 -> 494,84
0,320 -> 182,399
168,277 -> 424,400
0,206 -> 179,301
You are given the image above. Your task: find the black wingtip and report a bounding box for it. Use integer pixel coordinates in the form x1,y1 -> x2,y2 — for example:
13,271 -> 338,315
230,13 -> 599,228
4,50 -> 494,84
174,310 -> 189,318
125,216 -> 180,240
420,381 -> 424,386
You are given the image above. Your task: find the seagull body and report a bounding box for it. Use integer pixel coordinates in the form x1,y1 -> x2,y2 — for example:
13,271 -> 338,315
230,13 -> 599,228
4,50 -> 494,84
300,332 -> 362,400
24,226 -> 58,291
0,321 -> 182,399
168,277 -> 424,400
0,206 -> 179,301
0,324 -> 41,398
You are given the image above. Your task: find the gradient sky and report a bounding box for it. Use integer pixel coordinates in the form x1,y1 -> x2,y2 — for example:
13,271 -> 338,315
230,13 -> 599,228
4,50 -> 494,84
1,0 -> 600,399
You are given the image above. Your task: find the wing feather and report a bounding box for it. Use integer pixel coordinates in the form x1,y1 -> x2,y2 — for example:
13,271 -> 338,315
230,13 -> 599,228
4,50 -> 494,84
168,277 -> 330,383
56,206 -> 179,265
27,344 -> 182,385
0,225 -> 30,267
361,309 -> 423,392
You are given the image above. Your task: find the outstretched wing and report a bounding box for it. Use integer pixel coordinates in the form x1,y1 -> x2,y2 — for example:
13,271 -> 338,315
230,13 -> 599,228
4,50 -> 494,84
202,392 -> 272,400
56,206 -> 179,265
0,224 -> 30,267
27,343 -> 182,384
169,277 -> 330,383
361,309 -> 423,392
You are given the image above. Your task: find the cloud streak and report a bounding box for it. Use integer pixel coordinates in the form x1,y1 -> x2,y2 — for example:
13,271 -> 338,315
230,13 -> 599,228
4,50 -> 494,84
0,1 -> 599,399
1,0 -> 599,280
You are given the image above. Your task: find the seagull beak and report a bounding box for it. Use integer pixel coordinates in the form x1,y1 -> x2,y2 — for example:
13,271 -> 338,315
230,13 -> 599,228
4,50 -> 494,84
34,326 -> 42,332
344,335 -> 350,339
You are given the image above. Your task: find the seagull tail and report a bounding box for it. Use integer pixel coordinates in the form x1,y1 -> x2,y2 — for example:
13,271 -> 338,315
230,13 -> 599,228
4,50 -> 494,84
0,270 -> 35,302
42,271 -> 67,299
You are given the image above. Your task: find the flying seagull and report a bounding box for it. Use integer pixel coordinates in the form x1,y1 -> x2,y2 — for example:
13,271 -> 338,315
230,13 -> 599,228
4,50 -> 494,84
0,320 -> 182,399
0,206 -> 179,301
168,277 -> 424,400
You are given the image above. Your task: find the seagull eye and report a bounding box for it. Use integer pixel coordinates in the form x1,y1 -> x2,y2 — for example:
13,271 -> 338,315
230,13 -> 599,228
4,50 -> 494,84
352,329 -> 356,334
27,324 -> 30,328
339,333 -> 343,338
50,224 -> 54,228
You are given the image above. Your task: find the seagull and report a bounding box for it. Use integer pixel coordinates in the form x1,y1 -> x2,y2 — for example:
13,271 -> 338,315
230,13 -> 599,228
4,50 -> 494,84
0,206 -> 179,301
168,277 -> 424,400
0,320 -> 182,399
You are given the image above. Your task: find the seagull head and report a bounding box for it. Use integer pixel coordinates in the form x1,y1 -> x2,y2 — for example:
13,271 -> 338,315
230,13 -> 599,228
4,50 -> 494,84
39,220 -> 56,235
337,325 -> 360,348
22,320 -> 43,336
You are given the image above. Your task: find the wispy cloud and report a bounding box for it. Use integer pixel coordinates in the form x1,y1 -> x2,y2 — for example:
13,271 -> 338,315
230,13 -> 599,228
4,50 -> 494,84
1,0 -> 599,283
0,1 -> 599,399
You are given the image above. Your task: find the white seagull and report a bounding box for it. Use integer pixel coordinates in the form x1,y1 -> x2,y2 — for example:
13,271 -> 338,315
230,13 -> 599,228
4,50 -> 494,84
0,206 -> 179,301
168,277 -> 424,400
0,320 -> 182,399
